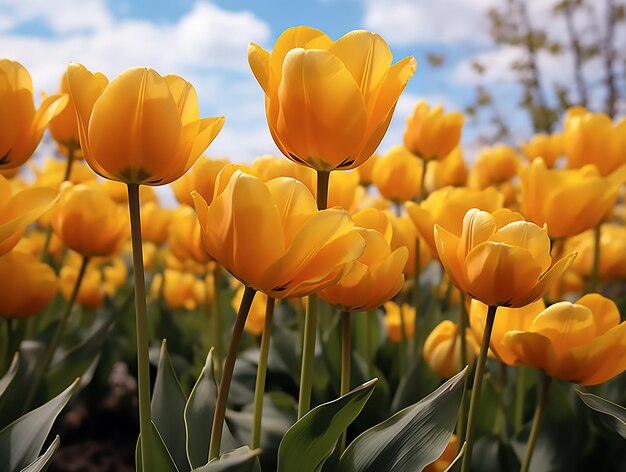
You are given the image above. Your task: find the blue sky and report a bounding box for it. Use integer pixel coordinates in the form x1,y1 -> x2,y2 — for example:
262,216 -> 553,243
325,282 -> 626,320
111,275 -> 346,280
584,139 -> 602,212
0,0 -> 580,163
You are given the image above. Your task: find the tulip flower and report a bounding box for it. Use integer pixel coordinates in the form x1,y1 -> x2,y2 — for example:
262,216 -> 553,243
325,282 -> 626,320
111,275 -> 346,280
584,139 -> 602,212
520,158 -> 626,239
32,158 -> 97,189
48,70 -> 83,151
425,435 -> 459,472
193,168 -> 365,299
319,228 -> 407,311
327,170 -> 360,211
384,302 -> 415,343
66,63 -> 225,186
567,225 -> 626,281
0,249 -> 57,318
139,201 -> 172,245
168,206 -> 212,264
0,175 -> 58,255
372,145 -> 423,203
564,107 -> 626,176
171,156 -> 230,207
470,295 -> 626,385
51,184 -> 128,257
252,154 -> 315,188
406,186 -> 503,257
248,26 -> 416,171
0,59 -> 68,170
424,146 -> 468,193
232,285 -> 269,336
59,262 -> 106,309
520,133 -> 564,168
152,269 -> 206,311
387,213 -> 431,277
100,179 -> 157,205
435,208 -> 575,308
403,101 -> 464,161
468,144 -> 519,192
423,320 -> 480,380
356,152 -> 380,187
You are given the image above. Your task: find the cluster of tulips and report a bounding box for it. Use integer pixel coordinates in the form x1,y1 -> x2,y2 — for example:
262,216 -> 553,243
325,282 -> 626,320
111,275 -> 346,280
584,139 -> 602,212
2,25 -> 626,472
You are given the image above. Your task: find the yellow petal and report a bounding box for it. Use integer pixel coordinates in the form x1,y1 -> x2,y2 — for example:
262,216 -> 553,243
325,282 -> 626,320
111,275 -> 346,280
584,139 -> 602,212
276,48 -> 368,170
465,242 -> 543,307
529,301 -> 595,352
501,331 -> 555,370
576,293 -> 620,336
573,323 -> 626,385
434,224 -> 465,292
491,221 -> 552,274
266,176 -> 317,245
512,251 -> 576,307
248,42 -> 271,95
458,208 -> 496,259
163,74 -> 200,125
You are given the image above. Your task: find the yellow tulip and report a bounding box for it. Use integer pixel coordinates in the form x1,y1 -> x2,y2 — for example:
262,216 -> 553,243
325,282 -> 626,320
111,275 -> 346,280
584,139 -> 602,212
327,171 -> 360,211
102,257 -> 128,295
51,183 -> 128,257
248,27 -> 416,171
356,152 -> 380,187
564,107 -> 626,176
319,228 -> 407,311
168,206 -> 211,264
425,435 -> 459,472
48,70 -> 83,150
193,168 -> 365,298
0,249 -> 57,318
520,158 -> 626,238
32,158 -> 97,189
252,155 -> 315,187
60,262 -> 105,309
387,213 -> 431,277
423,320 -> 480,379
403,101 -> 464,161
470,295 -> 626,385
468,144 -> 519,191
152,269 -> 206,311
140,201 -> 172,245
372,145 -> 423,203
352,208 -> 393,242
384,301 -> 414,343
406,186 -> 503,257
171,156 -> 230,207
567,225 -> 626,281
100,179 -> 157,205
66,63 -> 225,185
424,146 -> 468,193
520,133 -> 564,168
0,60 -> 68,170
0,175 -> 58,255
435,208 -> 575,307
232,285 -> 269,336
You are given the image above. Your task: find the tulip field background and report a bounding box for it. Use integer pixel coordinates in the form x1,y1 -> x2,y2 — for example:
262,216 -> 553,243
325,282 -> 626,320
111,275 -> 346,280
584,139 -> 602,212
2,1 -> 626,472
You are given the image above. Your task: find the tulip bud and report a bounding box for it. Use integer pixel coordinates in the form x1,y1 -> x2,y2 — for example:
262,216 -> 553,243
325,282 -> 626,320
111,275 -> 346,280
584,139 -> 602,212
423,320 -> 480,379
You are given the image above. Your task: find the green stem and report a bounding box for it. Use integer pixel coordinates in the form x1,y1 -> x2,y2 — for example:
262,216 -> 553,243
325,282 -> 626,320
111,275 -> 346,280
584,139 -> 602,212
62,145 -> 76,182
418,158 -> 428,202
251,296 -> 275,450
412,237 -> 421,358
398,303 -> 408,378
456,295 -> 468,445
39,226 -> 54,264
520,374 -> 552,472
211,266 -> 223,380
587,224 -> 601,293
24,255 -> 89,412
298,293 -> 318,419
364,312 -> 373,378
316,171 -> 330,211
127,183 -> 155,472
209,285 -> 256,460
514,367 -> 527,433
339,310 -> 352,453
460,304 -> 498,472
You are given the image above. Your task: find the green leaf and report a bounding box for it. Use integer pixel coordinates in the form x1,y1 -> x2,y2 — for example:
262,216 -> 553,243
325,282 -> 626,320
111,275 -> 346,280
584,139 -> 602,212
20,436 -> 60,472
192,446 -> 261,471
136,421 -> 180,472
577,390 -> 626,440
185,349 -> 238,469
153,340 -> 190,472
0,378 -> 78,472
277,378 -> 378,472
337,368 -> 467,472
0,352 -> 19,398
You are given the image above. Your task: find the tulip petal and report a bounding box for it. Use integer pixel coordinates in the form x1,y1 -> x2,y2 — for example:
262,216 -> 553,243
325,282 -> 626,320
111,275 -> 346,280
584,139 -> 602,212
434,224 -> 465,292
406,201 -> 437,256
512,251 -> 576,307
465,242 -> 543,307
458,208 -> 496,259
248,43 -> 271,95
501,331 -> 554,371
266,177 -> 317,245
572,323 -> 626,385
276,48 -> 368,170
491,221 -> 552,274
576,293 -> 621,336
163,75 -> 200,125
529,301 -> 595,352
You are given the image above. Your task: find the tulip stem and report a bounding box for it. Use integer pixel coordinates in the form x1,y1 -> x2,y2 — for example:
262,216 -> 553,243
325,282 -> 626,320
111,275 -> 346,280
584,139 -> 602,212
339,310 -> 352,453
412,237 -> 421,359
24,255 -> 89,412
456,294 -> 468,444
62,145 -> 76,181
127,183 -> 155,472
211,266 -> 223,380
520,374 -> 552,472
209,285 -> 256,460
298,293 -> 318,419
587,224 -> 601,294
364,312 -> 373,378
418,158 -> 428,202
251,296 -> 275,450
316,171 -> 330,211
460,304 -> 497,472
514,367 -> 527,433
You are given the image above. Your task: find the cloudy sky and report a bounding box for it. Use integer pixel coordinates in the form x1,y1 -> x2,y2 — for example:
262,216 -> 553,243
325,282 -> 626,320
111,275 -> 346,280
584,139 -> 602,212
0,0 -> 606,163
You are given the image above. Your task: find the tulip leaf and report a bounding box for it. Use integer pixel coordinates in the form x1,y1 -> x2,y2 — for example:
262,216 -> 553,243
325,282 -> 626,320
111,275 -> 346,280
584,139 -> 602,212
277,378 -> 378,472
185,348 -> 238,469
337,367 -> 467,472
577,390 -> 626,440
136,421 -> 180,472
45,309 -> 117,399
0,378 -> 78,472
191,446 -> 261,471
20,435 -> 60,472
0,352 -> 19,398
153,340 -> 190,472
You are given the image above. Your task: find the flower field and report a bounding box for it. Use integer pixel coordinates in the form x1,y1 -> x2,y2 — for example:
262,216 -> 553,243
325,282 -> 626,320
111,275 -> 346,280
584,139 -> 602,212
1,20 -> 626,472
